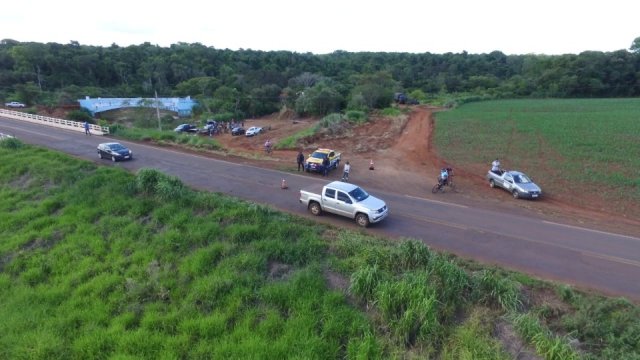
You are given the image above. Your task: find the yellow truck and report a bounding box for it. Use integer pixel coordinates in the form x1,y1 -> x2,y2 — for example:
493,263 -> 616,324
304,148 -> 341,173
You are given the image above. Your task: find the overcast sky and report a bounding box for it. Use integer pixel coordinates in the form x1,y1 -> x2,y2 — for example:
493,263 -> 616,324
2,0 -> 638,55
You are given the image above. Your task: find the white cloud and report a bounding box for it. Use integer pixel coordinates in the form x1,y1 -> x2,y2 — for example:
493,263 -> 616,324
2,0 -> 639,54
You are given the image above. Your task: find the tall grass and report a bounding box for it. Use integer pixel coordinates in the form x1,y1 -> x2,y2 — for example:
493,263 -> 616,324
509,313 -> 579,360
1,143 -> 639,359
441,308 -> 510,360
276,125 -> 318,149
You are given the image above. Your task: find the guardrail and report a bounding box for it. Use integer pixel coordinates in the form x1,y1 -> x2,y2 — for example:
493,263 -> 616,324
0,109 -> 110,135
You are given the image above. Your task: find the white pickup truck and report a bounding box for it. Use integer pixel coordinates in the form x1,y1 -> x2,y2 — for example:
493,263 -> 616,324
299,181 -> 389,227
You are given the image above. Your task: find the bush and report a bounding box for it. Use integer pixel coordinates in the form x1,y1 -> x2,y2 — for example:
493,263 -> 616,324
212,112 -> 235,122
67,109 -> 93,122
345,110 -> 367,124
0,137 -> 23,149
380,108 -> 402,117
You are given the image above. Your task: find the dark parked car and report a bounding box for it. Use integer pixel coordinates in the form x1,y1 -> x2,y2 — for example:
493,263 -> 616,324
174,124 -> 198,133
231,127 -> 245,136
97,142 -> 132,162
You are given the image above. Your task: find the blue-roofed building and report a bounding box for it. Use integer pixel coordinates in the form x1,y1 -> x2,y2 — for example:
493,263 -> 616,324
78,96 -> 198,117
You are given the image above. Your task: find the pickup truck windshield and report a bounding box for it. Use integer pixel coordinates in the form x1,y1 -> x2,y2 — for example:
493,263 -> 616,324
348,187 -> 369,202
310,151 -> 327,160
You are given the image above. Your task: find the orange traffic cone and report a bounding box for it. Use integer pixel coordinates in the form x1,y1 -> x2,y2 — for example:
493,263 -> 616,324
281,179 -> 288,189
369,159 -> 375,170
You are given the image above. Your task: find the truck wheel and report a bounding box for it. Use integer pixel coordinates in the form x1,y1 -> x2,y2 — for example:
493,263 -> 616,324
512,189 -> 520,199
355,213 -> 370,227
308,202 -> 322,216
489,179 -> 495,188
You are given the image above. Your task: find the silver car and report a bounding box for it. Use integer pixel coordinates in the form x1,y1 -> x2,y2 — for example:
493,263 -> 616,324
487,170 -> 542,199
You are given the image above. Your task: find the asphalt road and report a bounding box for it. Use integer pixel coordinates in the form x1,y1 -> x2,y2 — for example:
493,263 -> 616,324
2,117 -> 640,300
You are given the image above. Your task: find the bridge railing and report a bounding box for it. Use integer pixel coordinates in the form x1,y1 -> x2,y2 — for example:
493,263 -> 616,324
0,109 -> 109,135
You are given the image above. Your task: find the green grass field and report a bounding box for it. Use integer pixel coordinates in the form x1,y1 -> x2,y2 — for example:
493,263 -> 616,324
434,99 -> 640,204
1,139 -> 639,359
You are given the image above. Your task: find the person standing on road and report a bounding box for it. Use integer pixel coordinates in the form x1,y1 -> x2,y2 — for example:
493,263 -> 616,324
83,121 -> 91,136
341,161 -> 351,182
322,156 -> 330,177
297,151 -> 305,171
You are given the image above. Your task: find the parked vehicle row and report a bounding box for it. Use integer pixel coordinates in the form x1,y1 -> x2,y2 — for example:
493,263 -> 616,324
173,123 -> 264,138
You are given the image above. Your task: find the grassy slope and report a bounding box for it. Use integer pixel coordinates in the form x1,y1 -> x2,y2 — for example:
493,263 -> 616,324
434,98 -> 640,206
0,140 -> 638,359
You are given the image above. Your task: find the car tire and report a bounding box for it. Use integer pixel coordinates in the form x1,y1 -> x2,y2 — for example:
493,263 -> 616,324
512,189 -> 520,199
308,202 -> 322,216
98,151 -> 103,159
355,213 -> 370,227
111,155 -> 117,162
489,179 -> 495,188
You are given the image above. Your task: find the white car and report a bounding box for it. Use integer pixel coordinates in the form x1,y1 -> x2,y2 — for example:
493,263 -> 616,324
245,126 -> 263,137
5,101 -> 26,108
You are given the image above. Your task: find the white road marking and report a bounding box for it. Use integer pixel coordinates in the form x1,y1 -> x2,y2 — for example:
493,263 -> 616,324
404,194 -> 469,208
543,220 -> 640,241
396,211 -> 640,268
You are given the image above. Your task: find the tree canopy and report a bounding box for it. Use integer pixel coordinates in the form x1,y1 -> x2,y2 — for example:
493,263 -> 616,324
1,40 -> 639,116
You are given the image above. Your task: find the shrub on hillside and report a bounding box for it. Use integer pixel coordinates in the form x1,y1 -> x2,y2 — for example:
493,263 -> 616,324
345,110 -> 367,124
67,109 -> 93,122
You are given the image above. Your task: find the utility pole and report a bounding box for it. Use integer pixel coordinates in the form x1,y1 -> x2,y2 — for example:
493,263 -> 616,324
155,91 -> 161,130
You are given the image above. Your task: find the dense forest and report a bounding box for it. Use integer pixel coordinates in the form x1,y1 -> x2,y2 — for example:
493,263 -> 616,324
1,38 -> 640,119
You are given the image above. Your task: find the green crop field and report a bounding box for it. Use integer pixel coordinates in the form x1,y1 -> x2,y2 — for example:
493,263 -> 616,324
1,139 -> 639,359
434,99 -> 640,205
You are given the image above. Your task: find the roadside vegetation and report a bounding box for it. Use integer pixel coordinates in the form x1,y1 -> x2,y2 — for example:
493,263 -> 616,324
1,139 -> 639,359
434,98 -> 640,206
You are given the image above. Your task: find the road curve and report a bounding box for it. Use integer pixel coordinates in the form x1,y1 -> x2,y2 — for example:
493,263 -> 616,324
2,117 -> 639,300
